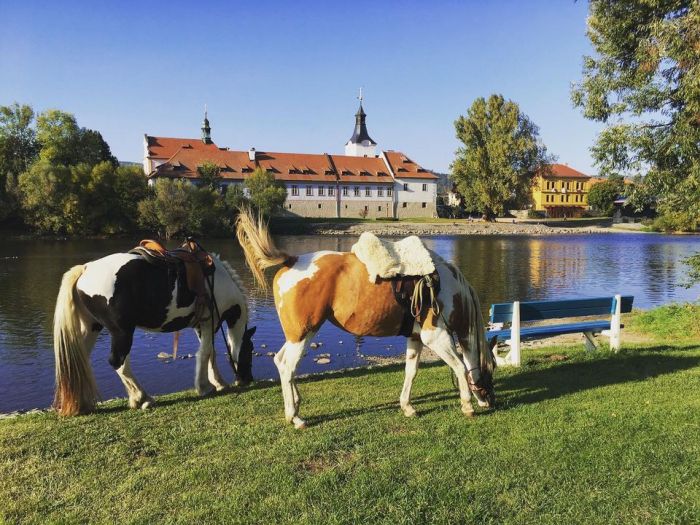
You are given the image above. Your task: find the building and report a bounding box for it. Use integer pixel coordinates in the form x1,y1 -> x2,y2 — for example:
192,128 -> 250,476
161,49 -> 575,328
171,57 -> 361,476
143,101 -> 438,218
531,163 -> 592,218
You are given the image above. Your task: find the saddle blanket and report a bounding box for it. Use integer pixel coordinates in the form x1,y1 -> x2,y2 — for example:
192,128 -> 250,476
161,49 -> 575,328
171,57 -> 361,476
351,231 -> 435,283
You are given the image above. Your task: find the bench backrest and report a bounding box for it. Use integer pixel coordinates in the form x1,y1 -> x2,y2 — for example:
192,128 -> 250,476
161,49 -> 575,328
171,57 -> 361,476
490,296 -> 634,323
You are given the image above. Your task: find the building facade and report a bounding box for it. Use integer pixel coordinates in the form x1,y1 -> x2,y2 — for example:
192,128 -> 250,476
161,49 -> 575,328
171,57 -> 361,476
531,164 -> 592,218
144,103 -> 437,218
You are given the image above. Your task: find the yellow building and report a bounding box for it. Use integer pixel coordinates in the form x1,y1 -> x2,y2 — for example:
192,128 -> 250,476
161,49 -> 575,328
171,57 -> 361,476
532,163 -> 592,218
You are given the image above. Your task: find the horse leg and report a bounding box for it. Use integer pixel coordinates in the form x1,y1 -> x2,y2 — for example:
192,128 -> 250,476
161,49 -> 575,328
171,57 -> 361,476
110,330 -> 154,410
194,325 -> 215,396
207,352 -> 227,392
274,334 -> 313,429
400,331 -> 423,417
421,325 -> 474,417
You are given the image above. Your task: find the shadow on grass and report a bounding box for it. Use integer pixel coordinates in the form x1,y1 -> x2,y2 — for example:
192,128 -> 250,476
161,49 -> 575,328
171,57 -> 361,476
97,345 -> 700,421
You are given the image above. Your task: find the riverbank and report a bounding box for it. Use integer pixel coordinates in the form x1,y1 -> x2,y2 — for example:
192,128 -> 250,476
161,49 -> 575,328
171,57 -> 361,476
270,217 -> 653,236
2,306 -> 698,523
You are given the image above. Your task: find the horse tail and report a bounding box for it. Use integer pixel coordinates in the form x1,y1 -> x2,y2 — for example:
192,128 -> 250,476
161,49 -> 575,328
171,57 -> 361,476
462,280 -> 495,375
235,207 -> 291,291
53,264 -> 98,416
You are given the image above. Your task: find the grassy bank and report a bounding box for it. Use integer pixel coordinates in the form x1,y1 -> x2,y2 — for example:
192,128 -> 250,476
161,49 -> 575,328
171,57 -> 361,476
2,307 -> 699,524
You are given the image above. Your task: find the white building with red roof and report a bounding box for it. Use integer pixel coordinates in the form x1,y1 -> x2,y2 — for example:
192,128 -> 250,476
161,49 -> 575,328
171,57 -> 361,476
143,102 -> 437,218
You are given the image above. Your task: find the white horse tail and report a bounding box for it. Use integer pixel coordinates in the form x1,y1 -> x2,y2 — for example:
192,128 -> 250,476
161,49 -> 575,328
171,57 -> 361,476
464,280 -> 495,375
53,264 -> 98,417
235,207 -> 292,291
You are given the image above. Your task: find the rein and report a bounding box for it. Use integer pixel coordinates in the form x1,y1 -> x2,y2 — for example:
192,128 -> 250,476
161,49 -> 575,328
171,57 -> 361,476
203,262 -> 239,376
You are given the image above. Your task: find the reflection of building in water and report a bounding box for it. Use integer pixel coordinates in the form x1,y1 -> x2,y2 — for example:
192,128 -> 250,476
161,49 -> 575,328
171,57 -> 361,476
527,239 -> 589,297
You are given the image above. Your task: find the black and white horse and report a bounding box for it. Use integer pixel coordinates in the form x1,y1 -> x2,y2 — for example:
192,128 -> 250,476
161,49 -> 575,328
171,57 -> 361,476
53,251 -> 254,416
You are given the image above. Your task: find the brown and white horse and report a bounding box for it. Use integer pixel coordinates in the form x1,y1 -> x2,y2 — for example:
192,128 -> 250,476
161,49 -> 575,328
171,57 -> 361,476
236,210 -> 495,429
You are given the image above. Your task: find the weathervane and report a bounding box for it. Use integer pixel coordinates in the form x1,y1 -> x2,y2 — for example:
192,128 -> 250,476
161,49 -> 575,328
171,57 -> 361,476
358,87 -> 363,103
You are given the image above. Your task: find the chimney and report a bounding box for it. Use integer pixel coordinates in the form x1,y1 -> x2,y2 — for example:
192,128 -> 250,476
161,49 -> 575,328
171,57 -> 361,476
248,147 -> 256,161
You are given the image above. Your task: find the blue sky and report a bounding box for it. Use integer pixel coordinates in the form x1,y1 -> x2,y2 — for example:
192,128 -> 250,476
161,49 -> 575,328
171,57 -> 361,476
0,0 -> 602,174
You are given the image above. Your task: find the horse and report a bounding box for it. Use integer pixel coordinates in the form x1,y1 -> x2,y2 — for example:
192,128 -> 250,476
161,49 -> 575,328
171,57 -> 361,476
235,209 -> 495,429
52,247 -> 255,417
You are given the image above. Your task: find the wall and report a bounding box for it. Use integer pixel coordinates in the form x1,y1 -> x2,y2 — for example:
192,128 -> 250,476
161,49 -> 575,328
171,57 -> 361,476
396,201 -> 437,218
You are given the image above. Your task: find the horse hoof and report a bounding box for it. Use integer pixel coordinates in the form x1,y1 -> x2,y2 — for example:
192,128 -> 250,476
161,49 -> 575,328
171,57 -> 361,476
214,384 -> 228,392
402,406 -> 417,418
197,385 -> 215,397
141,398 -> 155,410
293,418 -> 307,430
462,409 -> 475,418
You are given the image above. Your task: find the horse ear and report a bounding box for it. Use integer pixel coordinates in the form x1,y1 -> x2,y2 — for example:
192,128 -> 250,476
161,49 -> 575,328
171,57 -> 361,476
246,326 -> 257,337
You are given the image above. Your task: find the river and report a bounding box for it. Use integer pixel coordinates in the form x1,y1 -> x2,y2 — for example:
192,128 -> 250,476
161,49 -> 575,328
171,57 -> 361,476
0,233 -> 698,413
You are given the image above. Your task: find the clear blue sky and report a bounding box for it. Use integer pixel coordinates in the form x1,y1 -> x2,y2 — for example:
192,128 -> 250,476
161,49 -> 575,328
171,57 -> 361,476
0,0 -> 602,174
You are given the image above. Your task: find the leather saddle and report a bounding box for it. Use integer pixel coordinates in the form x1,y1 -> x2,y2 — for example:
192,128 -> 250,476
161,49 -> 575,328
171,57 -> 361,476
380,271 -> 441,337
130,238 -> 215,324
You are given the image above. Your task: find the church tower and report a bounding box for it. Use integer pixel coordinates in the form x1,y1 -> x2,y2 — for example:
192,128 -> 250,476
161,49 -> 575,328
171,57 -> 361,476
201,105 -> 212,144
345,89 -> 377,157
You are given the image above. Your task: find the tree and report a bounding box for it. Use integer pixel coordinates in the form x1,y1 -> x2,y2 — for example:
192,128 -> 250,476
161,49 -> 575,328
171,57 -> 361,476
451,95 -> 551,220
0,103 -> 38,220
244,167 -> 287,216
18,160 -> 77,234
223,184 -> 248,212
587,175 -> 625,216
197,161 -> 222,190
138,179 -> 227,239
36,109 -> 116,167
572,1 -> 700,231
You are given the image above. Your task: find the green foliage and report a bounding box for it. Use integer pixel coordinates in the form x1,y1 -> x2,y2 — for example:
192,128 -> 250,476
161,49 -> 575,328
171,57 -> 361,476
628,302 -> 700,340
587,176 -> 624,216
36,109 -> 116,167
0,103 -> 38,220
527,209 -> 545,219
244,167 -> 287,216
649,210 -> 700,233
572,0 -> 700,230
451,94 -> 551,219
138,179 -> 227,239
196,161 -> 222,190
223,183 -> 248,213
684,253 -> 700,288
18,161 -> 148,235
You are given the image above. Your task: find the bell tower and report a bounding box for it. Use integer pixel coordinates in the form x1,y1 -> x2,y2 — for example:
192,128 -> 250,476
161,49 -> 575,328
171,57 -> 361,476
345,88 -> 377,157
201,105 -> 212,144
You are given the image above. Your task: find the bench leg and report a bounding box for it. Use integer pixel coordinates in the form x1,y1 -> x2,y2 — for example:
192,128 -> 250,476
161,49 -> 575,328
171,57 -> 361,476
610,294 -> 622,352
583,332 -> 597,352
510,301 -> 521,366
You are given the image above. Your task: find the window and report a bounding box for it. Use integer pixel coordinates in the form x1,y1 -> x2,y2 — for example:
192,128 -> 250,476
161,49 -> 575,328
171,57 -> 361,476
288,204 -> 292,209
342,186 -> 348,196
306,186 -> 313,196
422,202 -> 427,208
402,202 -> 407,208
328,186 -> 335,196
422,183 -> 427,191
365,187 -> 371,197
378,187 -> 384,197
364,205 -> 368,211
291,185 -> 299,196
387,186 -> 393,196
403,183 -> 409,191
354,186 -> 360,197
318,203 -> 322,209
378,206 -> 382,211
318,186 -> 325,196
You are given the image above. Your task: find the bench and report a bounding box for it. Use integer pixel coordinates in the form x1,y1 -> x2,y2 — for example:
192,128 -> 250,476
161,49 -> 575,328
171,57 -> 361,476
487,295 -> 634,366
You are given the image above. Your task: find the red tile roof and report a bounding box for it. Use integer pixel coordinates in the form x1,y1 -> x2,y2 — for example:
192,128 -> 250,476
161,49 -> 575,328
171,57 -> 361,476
384,151 -> 438,179
543,163 -> 591,179
146,136 -> 435,185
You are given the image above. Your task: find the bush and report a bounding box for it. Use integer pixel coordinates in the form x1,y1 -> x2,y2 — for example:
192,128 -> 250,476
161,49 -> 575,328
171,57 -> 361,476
649,211 -> 699,233
527,209 -> 545,219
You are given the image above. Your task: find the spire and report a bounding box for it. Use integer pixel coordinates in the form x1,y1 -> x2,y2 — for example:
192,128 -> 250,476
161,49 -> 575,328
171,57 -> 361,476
347,88 -> 376,147
201,104 -> 212,144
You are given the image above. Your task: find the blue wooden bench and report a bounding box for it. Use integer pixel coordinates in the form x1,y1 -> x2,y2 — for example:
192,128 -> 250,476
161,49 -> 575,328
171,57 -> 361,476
487,295 -> 634,366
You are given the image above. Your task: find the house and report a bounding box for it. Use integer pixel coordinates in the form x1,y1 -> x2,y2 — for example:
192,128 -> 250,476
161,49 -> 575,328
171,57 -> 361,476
143,100 -> 438,218
531,163 -> 592,218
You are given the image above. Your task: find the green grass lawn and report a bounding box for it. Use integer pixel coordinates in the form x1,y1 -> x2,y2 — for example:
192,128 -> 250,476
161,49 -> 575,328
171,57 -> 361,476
2,308 -> 700,524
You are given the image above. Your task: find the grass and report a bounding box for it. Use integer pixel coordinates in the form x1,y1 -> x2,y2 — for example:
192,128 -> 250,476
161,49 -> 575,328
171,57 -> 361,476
2,308 -> 700,524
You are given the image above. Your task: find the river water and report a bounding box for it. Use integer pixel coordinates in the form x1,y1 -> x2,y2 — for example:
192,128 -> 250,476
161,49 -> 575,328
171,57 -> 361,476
1,233 -> 698,413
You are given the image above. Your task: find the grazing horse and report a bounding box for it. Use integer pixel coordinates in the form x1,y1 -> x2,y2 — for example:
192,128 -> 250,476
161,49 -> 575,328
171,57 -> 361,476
53,249 -> 254,417
236,210 -> 495,429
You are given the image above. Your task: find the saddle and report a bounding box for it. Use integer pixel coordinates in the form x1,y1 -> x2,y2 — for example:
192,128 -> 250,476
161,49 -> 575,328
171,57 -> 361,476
351,232 -> 440,337
129,238 -> 215,324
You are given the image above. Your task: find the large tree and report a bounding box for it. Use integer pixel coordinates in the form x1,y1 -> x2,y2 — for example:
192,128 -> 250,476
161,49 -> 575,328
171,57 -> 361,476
572,0 -> 700,230
588,175 -> 625,216
451,94 -> 551,219
244,167 -> 287,216
0,104 -> 39,220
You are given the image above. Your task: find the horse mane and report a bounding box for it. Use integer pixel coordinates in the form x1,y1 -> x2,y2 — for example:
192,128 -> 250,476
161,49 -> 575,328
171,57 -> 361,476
212,253 -> 247,296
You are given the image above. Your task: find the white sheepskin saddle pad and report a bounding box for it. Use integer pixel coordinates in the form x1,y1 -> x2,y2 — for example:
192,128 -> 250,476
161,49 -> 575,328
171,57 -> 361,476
351,231 -> 435,283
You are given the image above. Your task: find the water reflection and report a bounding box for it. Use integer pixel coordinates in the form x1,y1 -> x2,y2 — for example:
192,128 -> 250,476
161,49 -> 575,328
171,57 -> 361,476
0,233 -> 698,412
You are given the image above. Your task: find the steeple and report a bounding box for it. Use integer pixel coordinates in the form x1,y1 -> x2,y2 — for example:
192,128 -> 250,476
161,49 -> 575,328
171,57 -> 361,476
345,88 -> 377,157
201,105 -> 212,144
